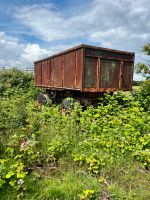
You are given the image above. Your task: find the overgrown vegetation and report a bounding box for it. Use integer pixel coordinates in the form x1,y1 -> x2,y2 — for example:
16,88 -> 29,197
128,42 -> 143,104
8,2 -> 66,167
0,69 -> 150,200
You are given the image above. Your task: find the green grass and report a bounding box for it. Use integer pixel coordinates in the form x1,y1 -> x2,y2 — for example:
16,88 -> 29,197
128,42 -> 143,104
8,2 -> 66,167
22,170 -> 101,200
2,161 -> 149,200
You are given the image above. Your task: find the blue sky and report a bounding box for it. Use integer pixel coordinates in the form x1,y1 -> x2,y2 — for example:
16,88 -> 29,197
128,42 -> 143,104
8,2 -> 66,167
0,0 -> 150,80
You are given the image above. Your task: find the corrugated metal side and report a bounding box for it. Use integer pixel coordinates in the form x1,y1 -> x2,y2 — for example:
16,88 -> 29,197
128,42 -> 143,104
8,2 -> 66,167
100,59 -> 120,88
63,51 -> 76,88
51,56 -> 63,88
84,57 -> 97,88
121,61 -> 133,89
34,62 -> 42,86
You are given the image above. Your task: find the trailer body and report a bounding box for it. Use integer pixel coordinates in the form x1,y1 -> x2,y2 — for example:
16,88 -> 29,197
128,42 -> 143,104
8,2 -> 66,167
34,44 -> 134,103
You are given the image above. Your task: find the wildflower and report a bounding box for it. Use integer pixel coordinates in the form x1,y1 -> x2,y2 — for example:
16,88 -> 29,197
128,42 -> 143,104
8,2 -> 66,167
20,139 -> 30,148
17,179 -> 24,185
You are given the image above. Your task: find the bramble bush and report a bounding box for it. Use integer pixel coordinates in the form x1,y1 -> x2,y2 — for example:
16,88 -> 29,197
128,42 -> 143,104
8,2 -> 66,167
0,69 -> 150,199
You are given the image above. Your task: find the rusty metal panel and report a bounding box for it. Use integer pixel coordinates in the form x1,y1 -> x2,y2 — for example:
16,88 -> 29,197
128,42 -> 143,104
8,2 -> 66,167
50,58 -> 54,87
76,49 -> 83,89
119,61 -> 123,89
100,59 -> 120,88
47,59 -> 51,87
34,62 -> 42,86
85,48 -> 134,61
121,61 -> 133,89
64,51 -> 76,88
41,60 -> 49,86
51,56 -> 63,87
84,57 -> 97,88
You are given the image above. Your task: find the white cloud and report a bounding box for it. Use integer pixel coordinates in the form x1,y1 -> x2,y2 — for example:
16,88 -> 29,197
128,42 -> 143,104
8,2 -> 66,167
21,44 -> 50,62
0,32 -> 51,68
14,0 -> 150,49
14,4 -> 83,41
89,27 -> 150,49
89,27 -> 129,41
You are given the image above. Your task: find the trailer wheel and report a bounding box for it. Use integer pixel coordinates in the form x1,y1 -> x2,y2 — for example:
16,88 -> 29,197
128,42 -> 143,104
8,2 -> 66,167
37,93 -> 52,105
62,98 -> 80,111
62,98 -> 72,110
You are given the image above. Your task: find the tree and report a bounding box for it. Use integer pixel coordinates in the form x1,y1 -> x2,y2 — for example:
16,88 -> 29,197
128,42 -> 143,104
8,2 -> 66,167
136,44 -> 150,79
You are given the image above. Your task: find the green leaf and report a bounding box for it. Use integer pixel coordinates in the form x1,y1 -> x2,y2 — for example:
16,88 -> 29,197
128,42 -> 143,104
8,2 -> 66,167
6,171 -> 15,179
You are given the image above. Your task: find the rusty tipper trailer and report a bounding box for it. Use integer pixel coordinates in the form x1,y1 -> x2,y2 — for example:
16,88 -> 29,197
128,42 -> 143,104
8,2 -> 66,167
34,44 -> 135,105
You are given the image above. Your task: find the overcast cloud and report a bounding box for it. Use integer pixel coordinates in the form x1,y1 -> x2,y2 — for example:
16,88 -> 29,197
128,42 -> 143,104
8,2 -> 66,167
0,0 -> 150,80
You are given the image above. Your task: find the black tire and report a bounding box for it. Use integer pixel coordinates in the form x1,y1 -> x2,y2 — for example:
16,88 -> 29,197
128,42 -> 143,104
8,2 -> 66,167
37,93 -> 52,105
